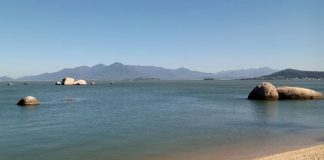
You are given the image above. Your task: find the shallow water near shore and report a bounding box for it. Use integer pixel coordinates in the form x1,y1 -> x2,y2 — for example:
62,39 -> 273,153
0,80 -> 324,160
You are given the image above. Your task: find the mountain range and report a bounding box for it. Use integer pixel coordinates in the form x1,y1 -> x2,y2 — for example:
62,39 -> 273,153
213,67 -> 277,80
1,62 -> 278,81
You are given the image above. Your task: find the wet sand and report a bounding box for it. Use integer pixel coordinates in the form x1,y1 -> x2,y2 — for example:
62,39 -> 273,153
254,144 -> 324,160
149,143 -> 324,160
148,132 -> 324,160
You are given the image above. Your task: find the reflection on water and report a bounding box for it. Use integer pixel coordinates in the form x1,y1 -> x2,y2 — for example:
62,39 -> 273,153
63,96 -> 74,102
250,100 -> 278,121
246,98 -> 323,134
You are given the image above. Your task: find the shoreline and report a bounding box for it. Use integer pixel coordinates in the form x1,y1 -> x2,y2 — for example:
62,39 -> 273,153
147,131 -> 324,160
254,144 -> 324,160
148,143 -> 324,160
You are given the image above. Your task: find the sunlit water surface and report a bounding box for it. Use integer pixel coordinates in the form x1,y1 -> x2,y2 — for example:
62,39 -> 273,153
0,80 -> 324,160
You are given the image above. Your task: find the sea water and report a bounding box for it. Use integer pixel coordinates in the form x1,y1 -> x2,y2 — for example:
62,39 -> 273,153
0,80 -> 324,160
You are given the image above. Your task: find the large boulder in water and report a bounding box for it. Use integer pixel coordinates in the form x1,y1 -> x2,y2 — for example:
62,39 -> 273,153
74,79 -> 87,85
17,96 -> 40,106
248,82 -> 279,100
277,87 -> 323,100
62,77 -> 75,85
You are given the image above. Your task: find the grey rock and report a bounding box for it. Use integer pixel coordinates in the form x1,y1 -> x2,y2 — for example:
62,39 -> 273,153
248,82 -> 279,100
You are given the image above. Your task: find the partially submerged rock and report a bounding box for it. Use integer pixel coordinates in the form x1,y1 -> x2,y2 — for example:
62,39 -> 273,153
62,77 -> 75,85
74,80 -> 87,85
61,77 -> 87,85
248,82 -> 323,100
17,96 -> 40,106
248,82 -> 279,100
277,87 -> 323,100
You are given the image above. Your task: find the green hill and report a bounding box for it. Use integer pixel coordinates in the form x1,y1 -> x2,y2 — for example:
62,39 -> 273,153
251,69 -> 324,80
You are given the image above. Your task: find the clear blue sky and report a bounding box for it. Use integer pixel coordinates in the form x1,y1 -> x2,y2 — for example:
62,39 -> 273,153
1,0 -> 323,77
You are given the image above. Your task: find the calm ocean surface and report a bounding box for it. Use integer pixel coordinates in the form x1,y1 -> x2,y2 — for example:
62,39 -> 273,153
0,80 -> 324,160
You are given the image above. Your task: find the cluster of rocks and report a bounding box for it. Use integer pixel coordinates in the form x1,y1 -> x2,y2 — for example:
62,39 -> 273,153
56,77 -> 87,85
16,81 -> 322,107
17,77 -> 95,107
248,82 -> 323,100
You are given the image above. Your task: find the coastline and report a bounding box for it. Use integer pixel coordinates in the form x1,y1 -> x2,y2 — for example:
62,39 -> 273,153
147,131 -> 324,160
254,144 -> 324,160
148,143 -> 324,160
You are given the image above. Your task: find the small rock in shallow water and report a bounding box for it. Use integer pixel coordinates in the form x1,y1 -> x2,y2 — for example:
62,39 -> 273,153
17,96 -> 40,106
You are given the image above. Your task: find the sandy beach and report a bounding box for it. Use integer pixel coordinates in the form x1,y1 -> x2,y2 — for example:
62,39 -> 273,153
147,131 -> 324,160
254,144 -> 324,160
148,144 -> 324,160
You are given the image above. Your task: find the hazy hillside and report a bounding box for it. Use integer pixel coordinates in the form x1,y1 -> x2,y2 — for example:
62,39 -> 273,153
17,62 -> 214,81
0,76 -> 13,81
213,67 -> 278,80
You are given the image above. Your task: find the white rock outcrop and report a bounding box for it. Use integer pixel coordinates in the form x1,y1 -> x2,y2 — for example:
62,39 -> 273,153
74,80 -> 87,85
62,77 -> 75,85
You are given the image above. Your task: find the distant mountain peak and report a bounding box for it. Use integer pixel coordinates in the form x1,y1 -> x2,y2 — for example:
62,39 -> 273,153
110,62 -> 124,66
92,64 -> 106,68
176,67 -> 190,71
75,66 -> 90,70
284,68 -> 297,71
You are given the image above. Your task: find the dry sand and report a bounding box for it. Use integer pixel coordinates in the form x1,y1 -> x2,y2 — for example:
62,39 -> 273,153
254,144 -> 324,160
